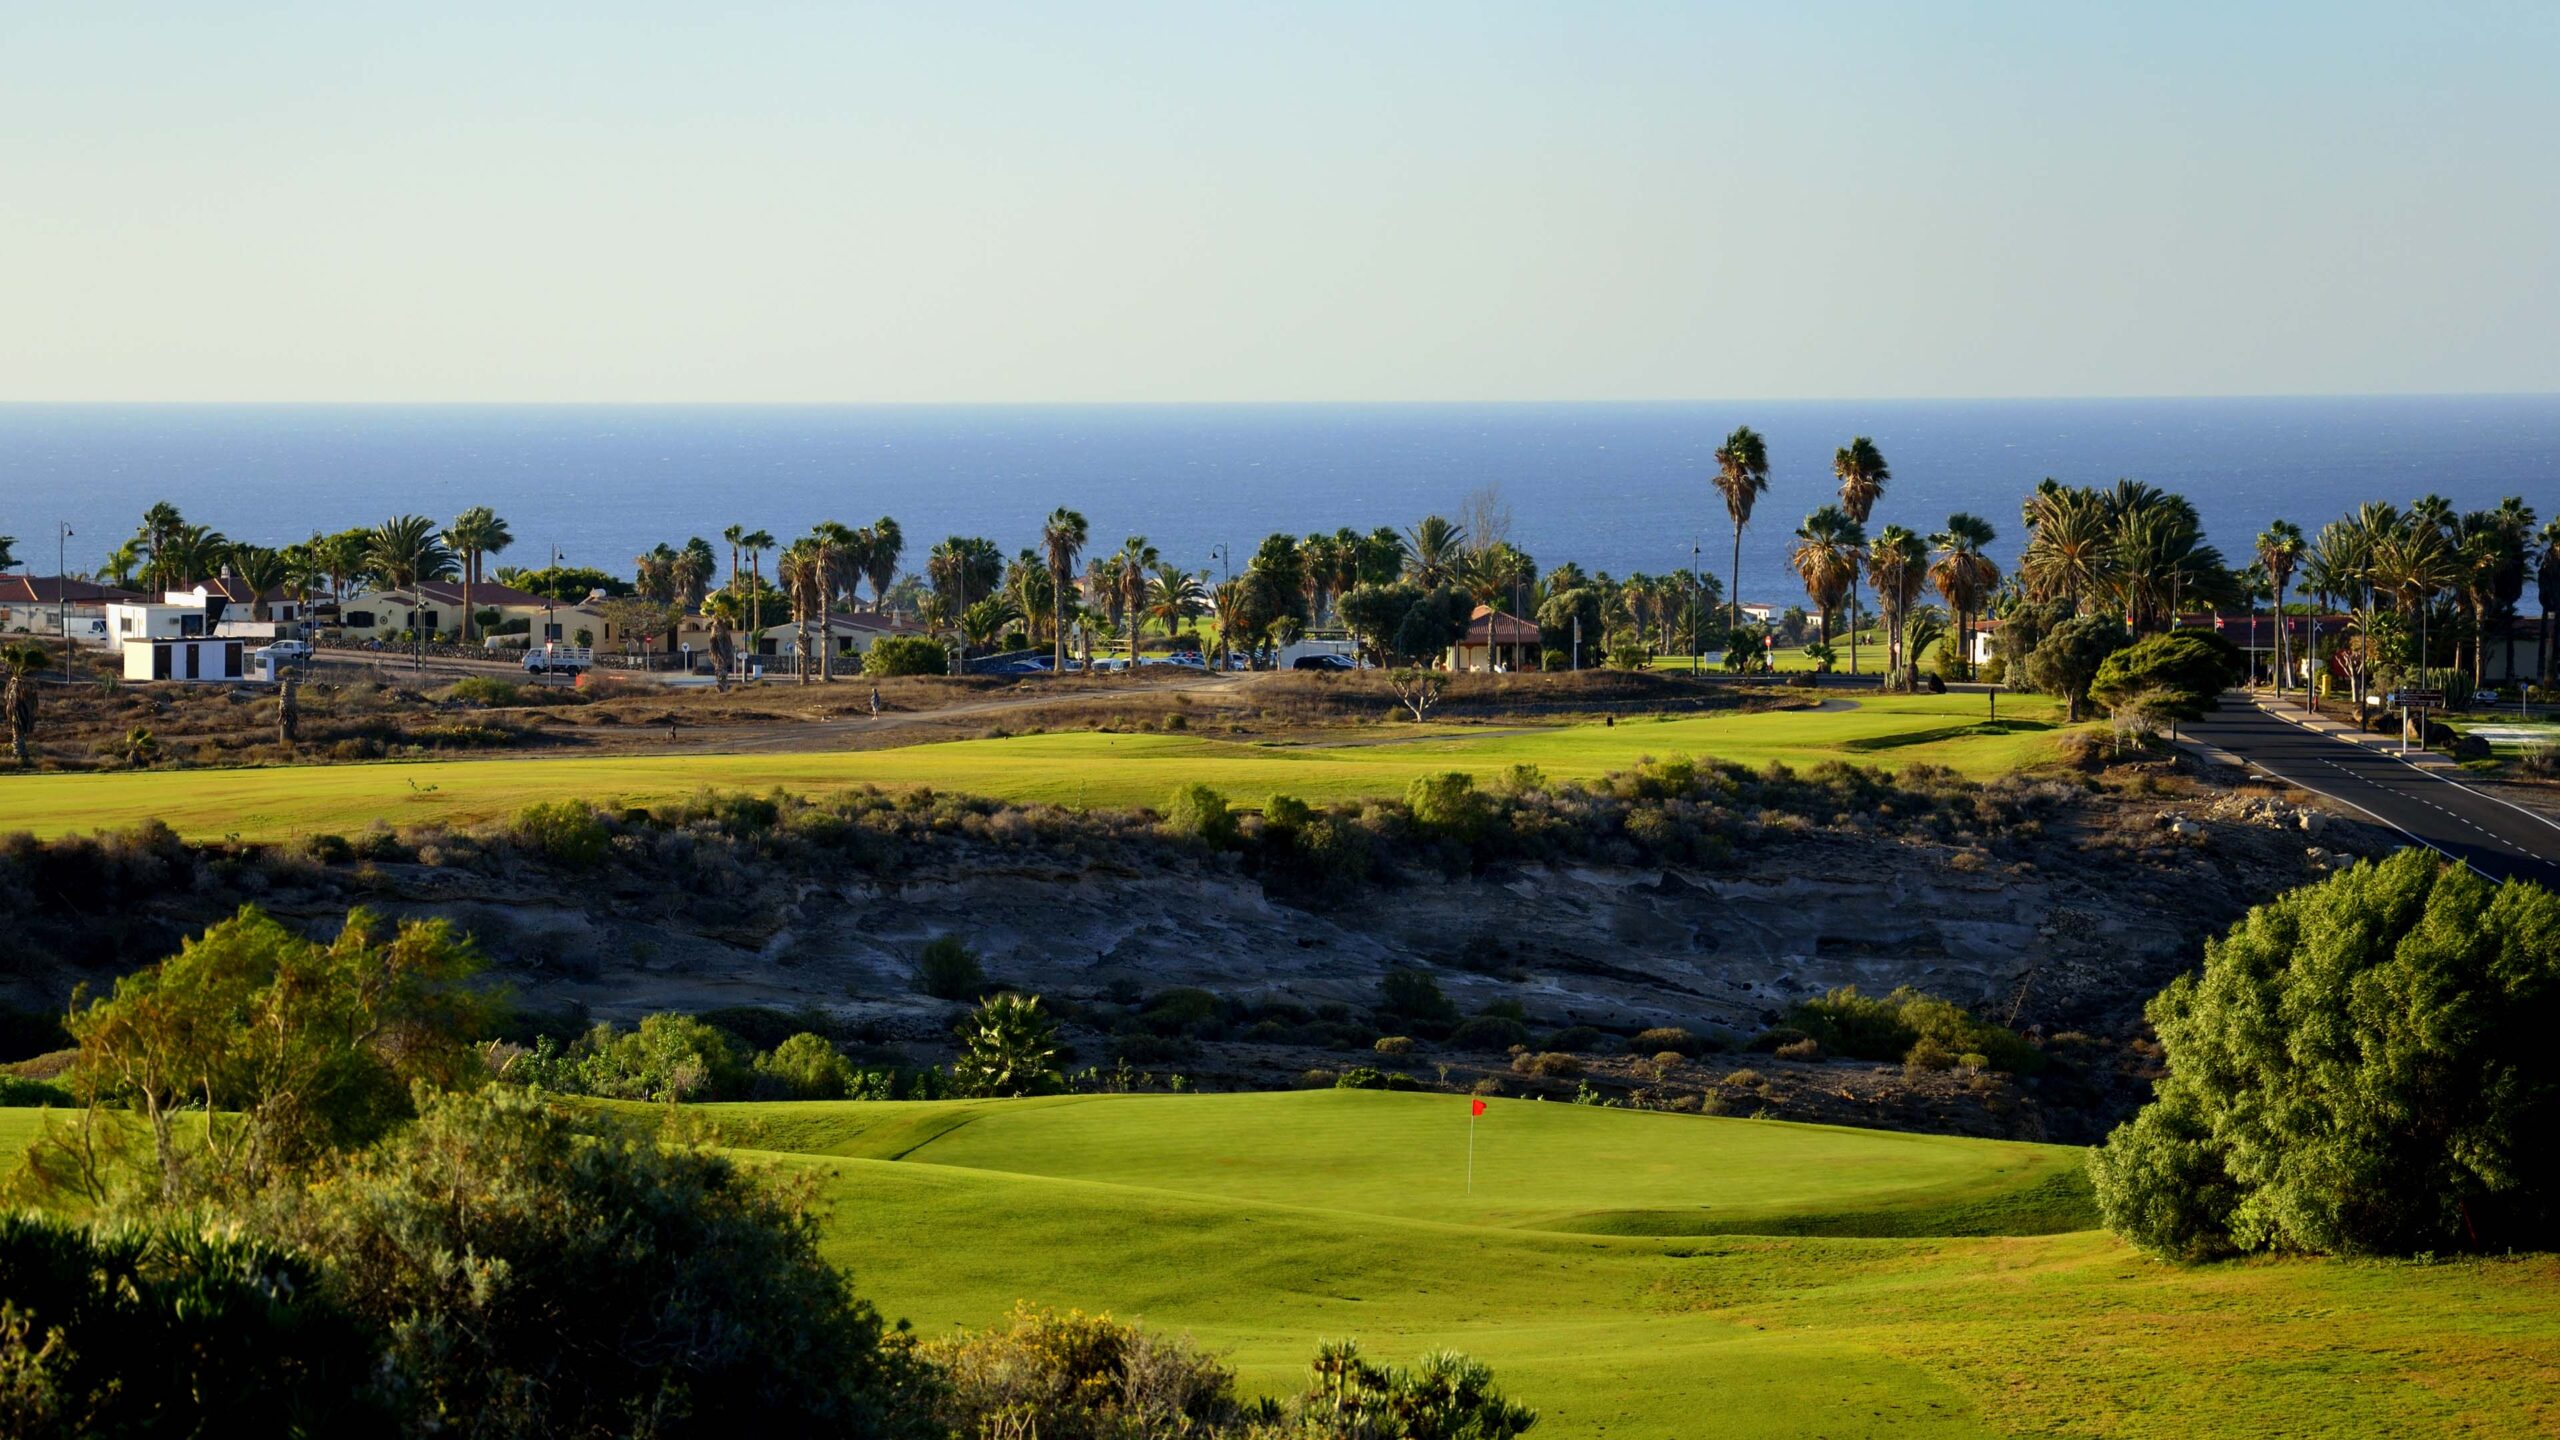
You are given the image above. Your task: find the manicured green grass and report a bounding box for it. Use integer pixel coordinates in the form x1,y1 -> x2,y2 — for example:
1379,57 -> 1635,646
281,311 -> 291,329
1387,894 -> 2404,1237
0,692 -> 2064,842
4,1090 -> 2553,1436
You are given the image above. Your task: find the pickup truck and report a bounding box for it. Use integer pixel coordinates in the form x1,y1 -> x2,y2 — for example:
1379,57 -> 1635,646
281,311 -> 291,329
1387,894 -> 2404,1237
522,650 -> 593,675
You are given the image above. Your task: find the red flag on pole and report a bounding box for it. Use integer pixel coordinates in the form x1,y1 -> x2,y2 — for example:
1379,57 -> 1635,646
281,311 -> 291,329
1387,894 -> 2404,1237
1471,1097 -> 1487,1116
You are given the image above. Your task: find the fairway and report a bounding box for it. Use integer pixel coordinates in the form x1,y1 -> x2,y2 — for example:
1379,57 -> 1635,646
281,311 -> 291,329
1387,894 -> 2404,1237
0,691 -> 2063,842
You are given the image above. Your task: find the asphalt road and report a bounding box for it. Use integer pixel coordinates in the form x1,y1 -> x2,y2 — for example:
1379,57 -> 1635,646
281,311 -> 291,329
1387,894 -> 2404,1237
2183,696 -> 2560,888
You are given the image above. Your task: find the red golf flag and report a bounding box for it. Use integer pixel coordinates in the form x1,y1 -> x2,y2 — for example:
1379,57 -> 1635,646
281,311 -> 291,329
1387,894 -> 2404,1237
1470,1097 -> 1487,1116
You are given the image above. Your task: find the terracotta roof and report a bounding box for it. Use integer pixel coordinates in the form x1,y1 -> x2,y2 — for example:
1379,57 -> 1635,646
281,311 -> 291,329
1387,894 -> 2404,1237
1462,605 -> 1541,645
0,575 -> 146,605
391,580 -> 562,609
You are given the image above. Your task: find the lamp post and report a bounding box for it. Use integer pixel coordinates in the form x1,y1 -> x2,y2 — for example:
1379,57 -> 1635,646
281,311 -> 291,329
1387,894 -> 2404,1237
1690,542 -> 1701,675
58,522 -> 74,682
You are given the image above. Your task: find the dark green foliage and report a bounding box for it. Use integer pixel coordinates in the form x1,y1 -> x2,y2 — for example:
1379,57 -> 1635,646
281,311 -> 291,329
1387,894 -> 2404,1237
275,1085 -> 939,1439
1296,1340 -> 1539,1440
1405,772 -> 1491,844
2091,851 -> 2560,1259
1992,598 -> 2074,690
2023,616 -> 2131,722
0,1216 -> 387,1436
1785,986 -> 2039,1073
752,1032 -> 859,1100
1445,1015 -> 1531,1052
1334,1066 -> 1389,1090
445,675 -> 521,707
512,1013 -> 751,1102
1377,969 -> 1460,1036
510,799 -> 611,870
953,993 -> 1065,1098
1628,1027 -> 1708,1057
925,1304 -> 1247,1440
916,936 -> 990,1001
862,635 -> 950,678
0,1075 -> 73,1107
1541,1025 -> 1607,1053
2089,631 -> 2246,722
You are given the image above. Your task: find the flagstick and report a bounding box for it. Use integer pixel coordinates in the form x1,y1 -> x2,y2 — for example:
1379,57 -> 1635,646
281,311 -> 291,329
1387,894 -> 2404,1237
1466,1111 -> 1476,1194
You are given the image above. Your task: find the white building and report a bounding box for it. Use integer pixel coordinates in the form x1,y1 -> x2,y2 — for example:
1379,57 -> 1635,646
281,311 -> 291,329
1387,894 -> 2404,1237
123,635 -> 245,683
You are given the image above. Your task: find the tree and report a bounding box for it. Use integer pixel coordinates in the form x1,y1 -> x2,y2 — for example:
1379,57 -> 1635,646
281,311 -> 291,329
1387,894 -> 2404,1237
805,521 -> 861,681
365,515 -> 456,669
440,507 -> 513,642
673,536 -> 718,610
1338,582 -> 1424,666
1404,516 -> 1467,588
1115,535 -> 1159,665
778,539 -> 823,683
224,544 -> 292,623
2089,631 -> 2244,727
862,515 -> 903,612
277,1084 -> 939,1438
1236,534 -> 1312,661
1387,667 -> 1446,722
951,994 -> 1064,1098
2537,519 -> 2560,687
1927,513 -> 2000,680
35,905 -> 490,1207
1145,564 -> 1208,641
0,640 -> 51,767
1787,506 -> 1865,664
1833,437 -> 1890,673
2024,615 -> 2130,722
862,635 -> 949,678
1865,526 -> 1930,688
2091,851 -> 2560,1259
1042,508 -> 1090,674
1712,426 -> 1771,641
2254,519 -> 2304,694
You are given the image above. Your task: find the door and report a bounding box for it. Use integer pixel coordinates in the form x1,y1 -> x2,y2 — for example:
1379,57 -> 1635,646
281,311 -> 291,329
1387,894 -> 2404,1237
184,643 -> 200,679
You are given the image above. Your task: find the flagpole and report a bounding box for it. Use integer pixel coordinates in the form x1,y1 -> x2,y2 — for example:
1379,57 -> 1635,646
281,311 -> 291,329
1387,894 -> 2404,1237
1466,1112 -> 1475,1194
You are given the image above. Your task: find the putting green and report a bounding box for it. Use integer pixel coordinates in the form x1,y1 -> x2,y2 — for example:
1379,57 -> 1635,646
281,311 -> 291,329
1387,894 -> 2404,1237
0,691 -> 2064,842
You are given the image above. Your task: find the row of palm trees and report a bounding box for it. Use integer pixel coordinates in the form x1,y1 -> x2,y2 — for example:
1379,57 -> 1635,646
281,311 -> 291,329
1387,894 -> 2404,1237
99,504 -> 519,647
1761,434 -> 2002,683
2271,496 -> 2556,698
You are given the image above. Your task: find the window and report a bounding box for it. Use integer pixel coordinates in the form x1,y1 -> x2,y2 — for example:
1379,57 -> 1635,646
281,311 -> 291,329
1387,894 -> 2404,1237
345,610 -> 374,628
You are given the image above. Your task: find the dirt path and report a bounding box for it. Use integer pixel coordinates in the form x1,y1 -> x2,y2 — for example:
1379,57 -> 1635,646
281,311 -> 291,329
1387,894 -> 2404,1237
653,674 -> 1249,754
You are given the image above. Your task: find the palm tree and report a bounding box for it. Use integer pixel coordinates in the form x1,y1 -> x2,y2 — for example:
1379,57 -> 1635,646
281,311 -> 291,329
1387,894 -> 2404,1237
1210,579 -> 1246,672
1404,516 -> 1468,588
2536,520 -> 2560,689
864,516 -> 903,613
1115,536 -> 1159,666
778,539 -> 823,684
1832,437 -> 1889,673
1927,514 -> 2000,681
1041,508 -> 1089,674
1787,507 -> 1865,669
365,515 -> 457,671
2254,520 -> 2304,694
805,521 -> 860,680
3,642 -> 46,767
2020,484 -> 2111,614
1711,426 -> 1771,639
1145,564 -> 1207,640
1866,525 -> 1929,689
443,507 -> 513,643
225,544 -> 292,623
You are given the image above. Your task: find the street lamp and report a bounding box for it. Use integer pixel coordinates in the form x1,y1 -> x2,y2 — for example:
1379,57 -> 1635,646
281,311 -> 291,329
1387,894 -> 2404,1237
1690,542 -> 1701,675
58,522 -> 74,682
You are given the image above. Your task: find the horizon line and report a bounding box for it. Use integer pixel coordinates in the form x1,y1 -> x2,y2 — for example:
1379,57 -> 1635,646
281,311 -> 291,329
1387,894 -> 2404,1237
4,390 -> 2558,410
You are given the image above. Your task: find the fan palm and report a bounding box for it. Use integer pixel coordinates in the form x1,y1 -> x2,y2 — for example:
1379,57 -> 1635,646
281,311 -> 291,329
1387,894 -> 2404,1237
1831,437 -> 1889,671
1115,537 -> 1159,664
443,507 -> 514,643
863,516 -> 903,612
2254,519 -> 2305,694
2536,519 -> 2560,688
1787,507 -> 1865,658
778,539 -> 823,683
804,521 -> 862,681
739,529 -> 775,651
1927,514 -> 2000,680
1866,525 -> 1930,688
1042,508 -> 1089,674
1711,426 -> 1771,638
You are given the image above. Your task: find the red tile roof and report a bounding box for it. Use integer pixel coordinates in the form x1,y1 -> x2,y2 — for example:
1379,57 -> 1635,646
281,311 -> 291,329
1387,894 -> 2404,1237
0,575 -> 145,605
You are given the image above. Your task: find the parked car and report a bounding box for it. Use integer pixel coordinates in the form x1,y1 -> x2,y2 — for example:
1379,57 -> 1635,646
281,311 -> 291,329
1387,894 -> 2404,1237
251,639 -> 313,663
1292,654 -> 1356,672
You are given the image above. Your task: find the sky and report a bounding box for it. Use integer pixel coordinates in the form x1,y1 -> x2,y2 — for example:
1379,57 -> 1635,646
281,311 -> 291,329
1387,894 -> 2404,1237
3,2 -> 2555,403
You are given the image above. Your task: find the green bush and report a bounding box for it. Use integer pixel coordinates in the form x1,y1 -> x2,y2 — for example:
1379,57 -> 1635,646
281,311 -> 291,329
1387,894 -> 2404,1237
444,675 -> 521,707
1377,969 -> 1460,1033
1373,1035 -> 1416,1055
1162,783 -> 1239,848
2090,631 -> 2244,722
2091,850 -> 2560,1259
915,936 -> 990,1001
925,1304 -> 1247,1440
1405,771 -> 1492,844
1445,1015 -> 1530,1052
1334,1066 -> 1389,1090
952,993 -> 1064,1098
754,1032 -> 858,1100
510,800 -> 611,870
1628,1026 -> 1705,1057
861,635 -> 949,677
1786,986 -> 2039,1073
1541,1025 -> 1607,1053
0,1074 -> 73,1107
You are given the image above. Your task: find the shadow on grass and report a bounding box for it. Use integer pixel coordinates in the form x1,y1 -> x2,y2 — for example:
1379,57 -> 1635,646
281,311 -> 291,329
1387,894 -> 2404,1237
1834,719 -> 2057,753
1542,1165 -> 2097,1240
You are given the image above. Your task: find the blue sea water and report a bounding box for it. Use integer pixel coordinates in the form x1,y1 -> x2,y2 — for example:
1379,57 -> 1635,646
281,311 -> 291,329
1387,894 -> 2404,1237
4,397 -> 2556,598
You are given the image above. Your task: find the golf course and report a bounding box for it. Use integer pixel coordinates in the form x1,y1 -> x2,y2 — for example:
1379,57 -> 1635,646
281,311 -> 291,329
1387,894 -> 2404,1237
518,1092 -> 2560,1435
0,691 -> 2063,841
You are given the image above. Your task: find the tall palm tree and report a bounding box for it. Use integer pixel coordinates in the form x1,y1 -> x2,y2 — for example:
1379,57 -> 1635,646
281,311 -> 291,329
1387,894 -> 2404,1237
1712,426 -> 1771,640
1146,564 -> 1207,639
863,516 -> 903,613
2536,519 -> 2560,689
1115,536 -> 1159,665
1866,525 -> 1930,689
366,515 -> 457,671
1404,516 -> 1468,588
1209,578 -> 1246,672
1042,508 -> 1090,674
1832,437 -> 1889,674
1927,514 -> 2000,680
443,507 -> 512,643
806,521 -> 860,681
2020,485 -> 2111,615
778,539 -> 822,684
740,529 -> 775,658
3,642 -> 47,767
1787,507 -> 1865,664
722,524 -> 748,604
2254,520 -> 2304,694
225,544 -> 292,624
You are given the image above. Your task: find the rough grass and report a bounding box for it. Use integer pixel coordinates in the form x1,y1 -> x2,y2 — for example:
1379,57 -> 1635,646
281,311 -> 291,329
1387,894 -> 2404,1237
0,1090 -> 2551,1437
0,692 -> 2065,842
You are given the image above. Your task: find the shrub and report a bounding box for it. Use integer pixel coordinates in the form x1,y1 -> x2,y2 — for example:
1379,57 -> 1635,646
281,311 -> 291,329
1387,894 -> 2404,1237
1335,1066 -> 1388,1090
755,1032 -> 858,1100
861,636 -> 949,678
915,936 -> 989,1001
2091,632 -> 2244,723
1774,1037 -> 1823,1063
952,993 -> 1064,1098
1405,771 -> 1492,844
1373,1035 -> 1416,1055
924,1304 -> 1246,1440
1541,1025 -> 1607,1053
444,675 -> 521,707
1509,1051 -> 1582,1079
2091,850 -> 2560,1259
1162,783 -> 1239,848
510,800 -> 611,870
1628,1026 -> 1703,1058
276,1086 -> 936,1439
1786,985 -> 2038,1073
1291,1341 -> 1538,1440
0,1074 -> 74,1107
1377,968 -> 1460,1032
1445,1015 -> 1530,1052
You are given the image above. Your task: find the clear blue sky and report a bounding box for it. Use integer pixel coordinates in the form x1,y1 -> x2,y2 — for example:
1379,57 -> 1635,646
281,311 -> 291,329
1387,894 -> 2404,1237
4,2 -> 2553,402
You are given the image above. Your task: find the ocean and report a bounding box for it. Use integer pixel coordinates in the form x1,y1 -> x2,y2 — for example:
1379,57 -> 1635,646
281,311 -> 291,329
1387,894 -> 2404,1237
5,397 -> 2556,597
